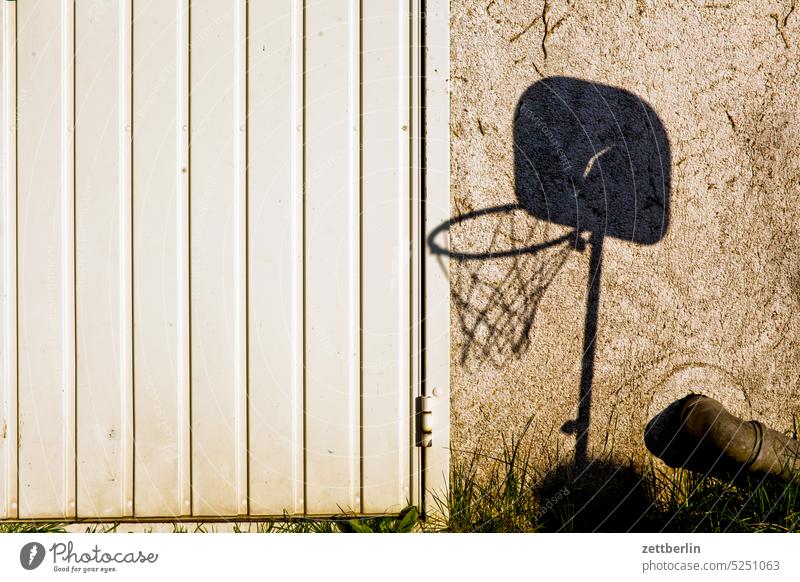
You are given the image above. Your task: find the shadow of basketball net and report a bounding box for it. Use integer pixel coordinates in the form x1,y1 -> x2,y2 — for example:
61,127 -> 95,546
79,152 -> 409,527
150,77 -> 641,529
431,77 -> 670,467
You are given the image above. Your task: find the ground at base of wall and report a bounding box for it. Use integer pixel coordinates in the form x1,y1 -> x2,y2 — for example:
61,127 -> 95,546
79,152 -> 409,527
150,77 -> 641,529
3,455 -> 800,533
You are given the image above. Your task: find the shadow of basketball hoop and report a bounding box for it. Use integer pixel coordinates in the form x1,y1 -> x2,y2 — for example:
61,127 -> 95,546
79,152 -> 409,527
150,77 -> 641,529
430,76 -> 671,466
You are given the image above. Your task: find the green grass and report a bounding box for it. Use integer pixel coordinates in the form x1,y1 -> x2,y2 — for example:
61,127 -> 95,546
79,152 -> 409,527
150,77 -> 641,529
0,510 -> 420,534
2,423 -> 799,533
3,467 -> 798,533
233,506 -> 420,533
0,521 -> 66,533
439,425 -> 800,533
431,419 -> 543,532
652,466 -> 800,532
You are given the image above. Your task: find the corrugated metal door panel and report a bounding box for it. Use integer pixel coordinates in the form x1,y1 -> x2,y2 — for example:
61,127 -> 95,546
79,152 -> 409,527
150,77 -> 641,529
16,0 -> 76,520
304,0 -> 361,514
189,0 -> 248,517
1,0 -> 449,521
132,0 -> 191,517
0,0 -> 18,521
74,0 -> 134,519
361,0 -> 411,514
247,0 -> 305,516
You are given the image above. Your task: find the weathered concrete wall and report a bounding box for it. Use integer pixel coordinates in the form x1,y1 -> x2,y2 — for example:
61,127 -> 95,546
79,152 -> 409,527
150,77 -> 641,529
449,0 -> 800,468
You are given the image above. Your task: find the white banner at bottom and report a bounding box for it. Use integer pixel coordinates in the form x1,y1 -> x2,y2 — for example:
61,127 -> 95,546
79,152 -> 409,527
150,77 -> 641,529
0,532 -> 798,581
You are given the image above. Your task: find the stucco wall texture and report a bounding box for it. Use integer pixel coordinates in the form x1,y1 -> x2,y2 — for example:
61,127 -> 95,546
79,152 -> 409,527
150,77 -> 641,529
448,0 -> 800,469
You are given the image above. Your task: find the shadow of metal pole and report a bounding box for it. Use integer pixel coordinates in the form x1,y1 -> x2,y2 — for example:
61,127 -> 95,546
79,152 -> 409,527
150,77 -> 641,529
573,233 -> 604,467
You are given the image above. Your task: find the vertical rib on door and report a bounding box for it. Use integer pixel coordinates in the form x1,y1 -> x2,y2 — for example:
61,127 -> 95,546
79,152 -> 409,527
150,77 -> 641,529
75,0 -> 134,519
189,0 -> 248,517
16,0 -> 76,520
247,0 -> 304,516
0,0 -> 18,521
1,0 -> 435,520
132,0 -> 191,517
360,0 -> 412,514
304,0 -> 361,514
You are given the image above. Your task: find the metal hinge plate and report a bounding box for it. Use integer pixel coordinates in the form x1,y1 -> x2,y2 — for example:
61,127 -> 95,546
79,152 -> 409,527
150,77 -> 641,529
415,396 -> 433,447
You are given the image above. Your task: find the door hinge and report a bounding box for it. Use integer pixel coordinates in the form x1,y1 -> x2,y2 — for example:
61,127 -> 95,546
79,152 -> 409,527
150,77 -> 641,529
415,396 -> 433,447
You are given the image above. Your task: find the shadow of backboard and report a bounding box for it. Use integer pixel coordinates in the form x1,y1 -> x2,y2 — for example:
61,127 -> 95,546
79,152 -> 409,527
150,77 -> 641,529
515,76 -> 670,244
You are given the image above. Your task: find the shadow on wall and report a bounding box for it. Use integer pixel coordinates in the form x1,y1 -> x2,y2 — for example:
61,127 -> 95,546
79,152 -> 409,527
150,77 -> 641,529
430,76 -> 671,465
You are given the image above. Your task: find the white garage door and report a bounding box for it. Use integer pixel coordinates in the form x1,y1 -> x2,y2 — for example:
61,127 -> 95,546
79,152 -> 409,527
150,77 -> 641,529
0,0 -> 448,521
